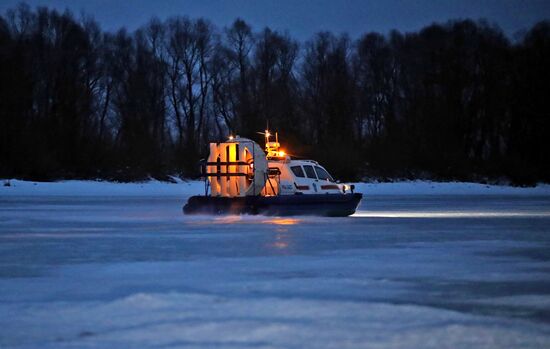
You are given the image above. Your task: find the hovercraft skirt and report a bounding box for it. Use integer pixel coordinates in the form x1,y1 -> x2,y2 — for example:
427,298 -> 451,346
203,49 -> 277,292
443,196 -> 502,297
183,193 -> 362,217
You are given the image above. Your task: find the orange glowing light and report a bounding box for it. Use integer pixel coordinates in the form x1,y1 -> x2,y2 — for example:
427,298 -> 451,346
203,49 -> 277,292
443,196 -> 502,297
214,216 -> 243,224
273,241 -> 289,249
262,218 -> 299,225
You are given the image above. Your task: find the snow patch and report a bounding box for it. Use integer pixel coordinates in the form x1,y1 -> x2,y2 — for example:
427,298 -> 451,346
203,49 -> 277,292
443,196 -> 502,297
0,179 -> 204,197
354,181 -> 550,196
1,292 -> 549,349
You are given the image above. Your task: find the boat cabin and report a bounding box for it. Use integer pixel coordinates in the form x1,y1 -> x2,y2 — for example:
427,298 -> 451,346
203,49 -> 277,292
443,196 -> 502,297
202,131 -> 353,198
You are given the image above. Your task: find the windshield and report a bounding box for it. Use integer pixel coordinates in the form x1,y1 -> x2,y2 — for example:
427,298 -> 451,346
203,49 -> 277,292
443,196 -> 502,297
314,166 -> 334,182
290,166 -> 305,178
303,165 -> 317,179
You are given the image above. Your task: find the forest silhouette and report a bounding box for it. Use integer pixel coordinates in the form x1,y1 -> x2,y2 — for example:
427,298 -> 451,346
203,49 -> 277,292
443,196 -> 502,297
1,4 -> 548,184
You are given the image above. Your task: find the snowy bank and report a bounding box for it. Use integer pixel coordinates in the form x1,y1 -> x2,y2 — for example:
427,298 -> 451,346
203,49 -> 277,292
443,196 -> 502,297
0,179 -> 204,197
354,181 -> 550,196
1,179 -> 549,197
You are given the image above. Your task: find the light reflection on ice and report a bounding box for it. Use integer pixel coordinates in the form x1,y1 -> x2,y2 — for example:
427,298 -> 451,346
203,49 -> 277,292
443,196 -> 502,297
261,218 -> 300,225
186,215 -> 303,226
352,210 -> 550,218
269,233 -> 291,251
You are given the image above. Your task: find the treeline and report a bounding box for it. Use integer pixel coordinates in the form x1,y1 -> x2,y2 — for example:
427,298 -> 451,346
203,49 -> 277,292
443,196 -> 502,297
0,4 -> 549,183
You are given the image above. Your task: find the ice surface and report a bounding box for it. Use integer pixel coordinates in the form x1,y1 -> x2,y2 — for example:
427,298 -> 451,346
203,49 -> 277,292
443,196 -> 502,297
1,180 -> 550,348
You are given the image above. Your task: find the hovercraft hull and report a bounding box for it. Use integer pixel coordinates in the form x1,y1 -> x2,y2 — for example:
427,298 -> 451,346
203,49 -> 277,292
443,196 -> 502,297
183,193 -> 362,217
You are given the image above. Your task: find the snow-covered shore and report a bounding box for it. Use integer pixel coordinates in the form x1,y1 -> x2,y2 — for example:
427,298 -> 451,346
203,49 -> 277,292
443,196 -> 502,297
0,179 -> 203,197
1,178 -> 549,197
354,181 -> 550,196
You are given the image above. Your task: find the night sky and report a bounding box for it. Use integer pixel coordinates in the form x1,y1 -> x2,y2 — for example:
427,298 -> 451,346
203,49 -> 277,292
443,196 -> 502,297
1,0 -> 549,40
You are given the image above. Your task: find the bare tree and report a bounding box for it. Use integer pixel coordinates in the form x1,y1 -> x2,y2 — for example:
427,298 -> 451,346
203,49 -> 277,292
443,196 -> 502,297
164,16 -> 214,171
225,18 -> 254,135
253,28 -> 299,134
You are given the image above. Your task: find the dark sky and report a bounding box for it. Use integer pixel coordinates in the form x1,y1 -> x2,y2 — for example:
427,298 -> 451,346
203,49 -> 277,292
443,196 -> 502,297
1,0 -> 549,40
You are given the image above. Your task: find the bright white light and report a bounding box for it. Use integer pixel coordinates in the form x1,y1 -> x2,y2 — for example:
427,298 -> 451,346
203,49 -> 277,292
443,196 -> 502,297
352,210 -> 550,218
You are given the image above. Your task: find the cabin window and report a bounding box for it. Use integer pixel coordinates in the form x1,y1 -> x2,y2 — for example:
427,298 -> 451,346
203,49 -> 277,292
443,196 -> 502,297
314,166 -> 334,182
303,165 -> 317,179
291,165 -> 305,178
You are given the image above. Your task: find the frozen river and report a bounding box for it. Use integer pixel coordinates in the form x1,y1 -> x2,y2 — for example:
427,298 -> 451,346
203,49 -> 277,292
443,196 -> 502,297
1,181 -> 550,348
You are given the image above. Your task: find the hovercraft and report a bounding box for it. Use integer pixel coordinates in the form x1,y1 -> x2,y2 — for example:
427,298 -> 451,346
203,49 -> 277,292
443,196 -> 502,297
183,131 -> 362,217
